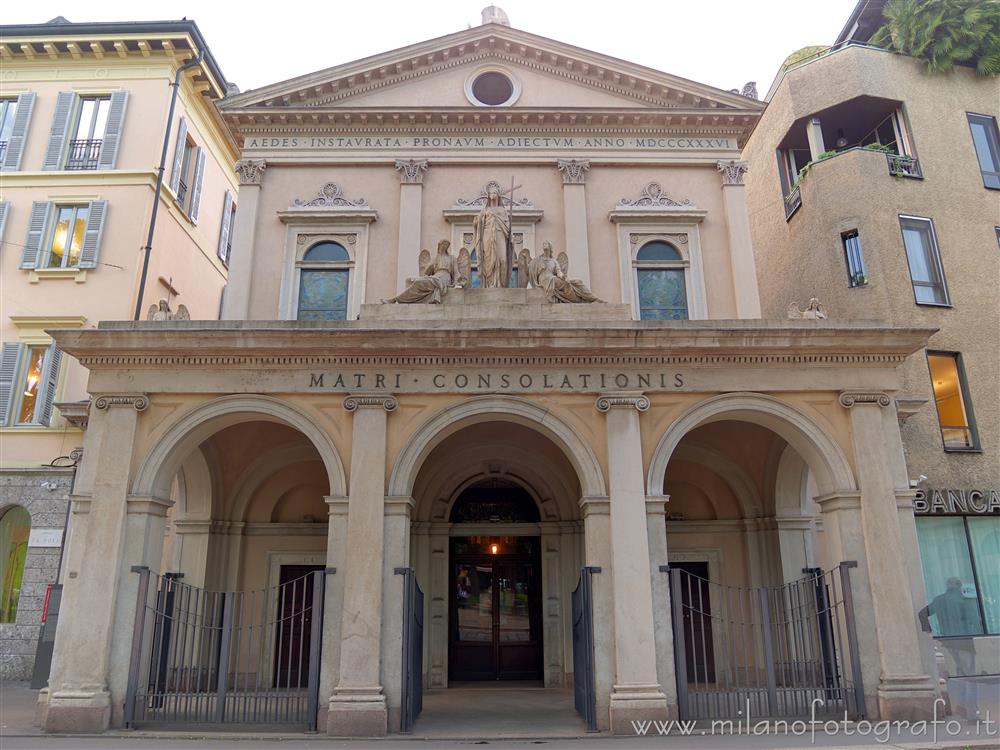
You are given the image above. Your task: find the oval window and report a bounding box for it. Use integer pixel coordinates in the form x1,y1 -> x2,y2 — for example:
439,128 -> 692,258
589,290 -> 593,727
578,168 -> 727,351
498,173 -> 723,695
471,71 -> 514,106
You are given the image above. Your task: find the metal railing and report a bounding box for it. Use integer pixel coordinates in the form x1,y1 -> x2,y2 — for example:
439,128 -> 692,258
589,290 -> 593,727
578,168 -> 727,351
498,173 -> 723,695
666,562 -> 865,722
176,178 -> 189,207
572,566 -> 601,732
784,185 -> 802,220
887,153 -> 922,178
65,139 -> 102,170
0,141 -> 7,162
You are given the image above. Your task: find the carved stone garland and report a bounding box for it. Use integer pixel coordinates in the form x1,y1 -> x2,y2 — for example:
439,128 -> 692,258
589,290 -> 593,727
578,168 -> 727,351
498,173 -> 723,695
455,180 -> 535,209
293,183 -> 369,208
618,182 -> 692,208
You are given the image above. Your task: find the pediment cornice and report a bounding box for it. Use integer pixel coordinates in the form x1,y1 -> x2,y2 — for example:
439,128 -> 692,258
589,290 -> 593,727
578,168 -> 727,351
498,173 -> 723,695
221,24 -> 762,116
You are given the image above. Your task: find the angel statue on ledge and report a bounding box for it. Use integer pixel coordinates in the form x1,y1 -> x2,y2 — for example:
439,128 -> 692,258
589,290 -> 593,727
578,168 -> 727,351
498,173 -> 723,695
522,241 -> 602,304
383,239 -> 469,304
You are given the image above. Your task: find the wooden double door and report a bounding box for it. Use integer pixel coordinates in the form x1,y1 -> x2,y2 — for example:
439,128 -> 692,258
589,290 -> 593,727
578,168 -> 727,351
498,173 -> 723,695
449,537 -> 543,681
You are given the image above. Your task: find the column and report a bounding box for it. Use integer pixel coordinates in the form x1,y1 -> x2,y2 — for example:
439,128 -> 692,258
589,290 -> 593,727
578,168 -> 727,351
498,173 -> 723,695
806,117 -> 826,160
328,394 -> 396,737
557,159 -> 591,285
381,495 -> 414,732
839,391 -> 935,720
394,159 -> 429,294
716,160 -> 762,319
580,496 -> 613,730
595,393 -> 668,733
43,394 -> 149,732
645,496 -> 677,715
221,159 -> 266,320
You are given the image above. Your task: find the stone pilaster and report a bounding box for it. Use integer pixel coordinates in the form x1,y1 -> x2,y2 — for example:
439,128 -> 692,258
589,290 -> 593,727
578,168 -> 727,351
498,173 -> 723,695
394,159 -> 429,294
318,495 -> 349,730
328,394 -> 396,737
557,159 -> 591,285
716,160 -> 761,319
221,159 -> 266,320
595,393 -> 668,733
579,496 -> 612,730
645,496 -> 677,715
43,394 -> 148,733
839,391 -> 935,720
382,495 -> 415,732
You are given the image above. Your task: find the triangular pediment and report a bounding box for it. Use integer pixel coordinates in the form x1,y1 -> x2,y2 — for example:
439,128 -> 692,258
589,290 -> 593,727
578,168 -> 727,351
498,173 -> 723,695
221,23 -> 761,114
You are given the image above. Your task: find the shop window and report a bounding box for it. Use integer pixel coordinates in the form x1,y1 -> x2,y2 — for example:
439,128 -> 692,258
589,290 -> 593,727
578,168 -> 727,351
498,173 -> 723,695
899,216 -> 949,306
0,506 -> 32,623
296,241 -> 351,320
634,241 -> 689,320
927,352 -> 979,451
967,113 -> 1000,189
841,230 -> 868,287
916,516 -> 999,641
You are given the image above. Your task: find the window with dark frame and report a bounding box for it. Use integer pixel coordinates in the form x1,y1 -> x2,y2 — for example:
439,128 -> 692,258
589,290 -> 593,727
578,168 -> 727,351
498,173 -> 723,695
899,216 -> 950,305
296,241 -> 351,321
841,230 -> 867,287
927,351 -> 980,452
967,112 -> 1000,189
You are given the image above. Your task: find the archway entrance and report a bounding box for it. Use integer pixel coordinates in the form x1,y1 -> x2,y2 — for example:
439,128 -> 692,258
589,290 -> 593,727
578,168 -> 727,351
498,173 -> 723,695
448,483 -> 543,682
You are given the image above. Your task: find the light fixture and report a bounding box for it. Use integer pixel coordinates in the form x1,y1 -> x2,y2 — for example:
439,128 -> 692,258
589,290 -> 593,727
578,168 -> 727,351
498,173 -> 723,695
490,543 -> 499,555
835,128 -> 848,148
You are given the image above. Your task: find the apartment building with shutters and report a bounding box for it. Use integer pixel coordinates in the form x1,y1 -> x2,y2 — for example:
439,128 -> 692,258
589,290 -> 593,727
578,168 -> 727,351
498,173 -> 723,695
0,17 -> 238,680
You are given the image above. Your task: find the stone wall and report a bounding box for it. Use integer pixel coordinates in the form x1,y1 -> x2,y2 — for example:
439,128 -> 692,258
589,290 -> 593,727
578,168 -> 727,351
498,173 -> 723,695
0,468 -> 73,681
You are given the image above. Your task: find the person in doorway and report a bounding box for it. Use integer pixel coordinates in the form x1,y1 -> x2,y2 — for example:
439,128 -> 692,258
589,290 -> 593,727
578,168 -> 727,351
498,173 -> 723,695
919,576 -> 981,716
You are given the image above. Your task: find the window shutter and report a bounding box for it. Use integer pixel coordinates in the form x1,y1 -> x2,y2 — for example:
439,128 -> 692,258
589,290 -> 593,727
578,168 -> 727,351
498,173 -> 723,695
37,345 -> 62,426
1,92 -> 36,171
96,89 -> 129,170
78,200 -> 108,269
217,190 -> 234,262
0,343 -> 22,427
0,201 -> 8,243
42,91 -> 78,171
189,148 -> 206,223
168,117 -> 187,192
20,201 -> 51,269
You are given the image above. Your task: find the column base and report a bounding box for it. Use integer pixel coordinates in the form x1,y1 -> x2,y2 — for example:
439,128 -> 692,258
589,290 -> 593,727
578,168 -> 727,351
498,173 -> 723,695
877,674 -> 937,721
327,686 -> 387,737
609,684 -> 669,735
41,689 -> 111,733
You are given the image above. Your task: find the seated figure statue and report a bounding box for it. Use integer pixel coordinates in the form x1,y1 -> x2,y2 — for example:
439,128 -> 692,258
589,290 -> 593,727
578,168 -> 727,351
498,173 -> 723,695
525,241 -> 601,303
384,239 -> 461,304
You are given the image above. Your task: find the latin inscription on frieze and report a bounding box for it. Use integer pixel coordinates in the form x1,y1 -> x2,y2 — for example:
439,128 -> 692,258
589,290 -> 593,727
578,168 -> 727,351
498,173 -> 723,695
307,370 -> 685,393
245,135 -> 735,152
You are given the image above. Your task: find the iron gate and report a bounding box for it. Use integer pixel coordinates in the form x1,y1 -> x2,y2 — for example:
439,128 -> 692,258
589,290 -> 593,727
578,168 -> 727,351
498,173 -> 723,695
571,565 -> 601,732
124,566 -> 328,729
666,561 -> 865,721
395,566 -> 424,733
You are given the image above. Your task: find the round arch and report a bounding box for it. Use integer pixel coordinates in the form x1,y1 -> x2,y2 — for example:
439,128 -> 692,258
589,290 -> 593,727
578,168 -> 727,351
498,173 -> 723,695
647,393 -> 855,497
388,395 -> 606,499
132,395 -> 347,500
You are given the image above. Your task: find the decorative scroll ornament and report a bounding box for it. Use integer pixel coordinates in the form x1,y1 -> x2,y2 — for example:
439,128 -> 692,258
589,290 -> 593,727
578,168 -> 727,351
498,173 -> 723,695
455,180 -> 535,209
394,159 -> 429,184
235,159 -> 266,185
293,183 -> 369,208
717,159 -> 749,186
629,232 -> 688,245
617,182 -> 692,208
94,394 -> 149,412
839,392 -> 891,409
556,159 -> 590,185
595,393 -> 650,412
343,394 -> 398,412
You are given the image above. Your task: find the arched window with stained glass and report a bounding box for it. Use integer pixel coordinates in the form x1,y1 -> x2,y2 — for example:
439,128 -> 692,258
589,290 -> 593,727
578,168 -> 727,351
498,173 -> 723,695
296,241 -> 352,321
633,240 -> 689,320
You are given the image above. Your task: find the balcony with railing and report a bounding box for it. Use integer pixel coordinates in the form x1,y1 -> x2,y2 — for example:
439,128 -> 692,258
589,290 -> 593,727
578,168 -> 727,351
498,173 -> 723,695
65,139 -> 102,170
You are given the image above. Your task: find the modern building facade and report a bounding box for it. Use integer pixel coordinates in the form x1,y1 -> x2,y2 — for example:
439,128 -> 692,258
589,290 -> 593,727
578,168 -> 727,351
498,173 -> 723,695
743,2 -> 999,713
37,9 -> 948,736
0,18 -> 238,680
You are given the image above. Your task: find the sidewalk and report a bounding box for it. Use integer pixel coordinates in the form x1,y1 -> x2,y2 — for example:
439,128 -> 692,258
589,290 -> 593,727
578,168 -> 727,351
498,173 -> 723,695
2,680 -> 997,749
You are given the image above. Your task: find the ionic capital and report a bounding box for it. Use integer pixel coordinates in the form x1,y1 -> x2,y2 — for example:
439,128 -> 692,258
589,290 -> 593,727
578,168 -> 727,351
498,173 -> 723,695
94,394 -> 149,412
838,391 -> 891,409
717,159 -> 749,186
596,391 -> 649,413
235,158 -> 266,185
557,158 -> 591,184
343,393 -> 398,412
394,158 -> 429,184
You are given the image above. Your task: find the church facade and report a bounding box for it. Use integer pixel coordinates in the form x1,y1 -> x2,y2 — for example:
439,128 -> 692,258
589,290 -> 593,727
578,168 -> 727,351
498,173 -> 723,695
40,12 -> 942,736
